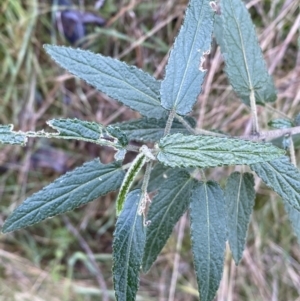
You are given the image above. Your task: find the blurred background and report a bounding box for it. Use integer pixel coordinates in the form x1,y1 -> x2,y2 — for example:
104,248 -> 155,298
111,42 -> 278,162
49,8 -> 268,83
0,0 -> 299,300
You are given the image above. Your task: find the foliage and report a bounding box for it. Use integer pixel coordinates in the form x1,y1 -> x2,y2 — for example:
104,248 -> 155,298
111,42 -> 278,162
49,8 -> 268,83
1,0 -> 300,300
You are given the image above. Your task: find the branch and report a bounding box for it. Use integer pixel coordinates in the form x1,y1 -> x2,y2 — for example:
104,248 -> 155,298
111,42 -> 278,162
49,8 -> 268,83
241,126 -> 300,141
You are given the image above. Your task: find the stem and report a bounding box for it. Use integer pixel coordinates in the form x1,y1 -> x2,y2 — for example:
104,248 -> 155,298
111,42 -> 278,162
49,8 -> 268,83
141,161 -> 153,196
289,137 -> 297,167
199,169 -> 207,182
164,109 -> 176,136
175,114 -> 197,134
250,89 -> 260,134
139,161 -> 153,220
125,144 -> 140,152
175,114 -> 227,137
240,126 -> 300,141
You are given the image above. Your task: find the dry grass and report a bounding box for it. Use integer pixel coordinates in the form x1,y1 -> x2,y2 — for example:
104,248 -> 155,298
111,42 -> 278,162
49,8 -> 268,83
0,0 -> 299,300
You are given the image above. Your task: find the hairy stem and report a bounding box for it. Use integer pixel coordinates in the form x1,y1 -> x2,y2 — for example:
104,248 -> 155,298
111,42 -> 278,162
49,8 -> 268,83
175,114 -> 227,137
164,109 -> 176,136
241,126 -> 300,141
250,89 -> 260,134
289,138 -> 296,167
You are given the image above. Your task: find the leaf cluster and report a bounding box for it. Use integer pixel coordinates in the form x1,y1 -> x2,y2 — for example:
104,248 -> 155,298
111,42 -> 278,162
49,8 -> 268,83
1,0 -> 300,300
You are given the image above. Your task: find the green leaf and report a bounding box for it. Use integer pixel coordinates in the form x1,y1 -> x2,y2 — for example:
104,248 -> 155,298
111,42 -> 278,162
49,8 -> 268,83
0,124 -> 27,145
115,117 -> 195,142
160,0 -> 215,114
116,152 -> 147,215
147,163 -> 174,193
284,203 -> 300,243
268,118 -> 294,129
157,133 -> 285,168
190,181 -> 226,301
224,172 -> 255,264
44,45 -> 167,119
46,118 -> 128,149
142,169 -> 195,272
250,156 -> 300,212
113,189 -> 145,301
271,134 -> 300,150
2,159 -> 125,233
294,113 -> 300,126
215,0 -> 276,105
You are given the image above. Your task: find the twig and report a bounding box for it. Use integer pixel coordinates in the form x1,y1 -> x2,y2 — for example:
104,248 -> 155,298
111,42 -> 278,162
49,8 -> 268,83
250,89 -> 260,134
164,109 -> 176,136
240,126 -> 300,141
175,114 -> 226,137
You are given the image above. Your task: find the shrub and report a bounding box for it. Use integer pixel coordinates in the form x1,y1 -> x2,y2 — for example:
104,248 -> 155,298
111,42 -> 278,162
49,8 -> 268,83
1,0 -> 299,300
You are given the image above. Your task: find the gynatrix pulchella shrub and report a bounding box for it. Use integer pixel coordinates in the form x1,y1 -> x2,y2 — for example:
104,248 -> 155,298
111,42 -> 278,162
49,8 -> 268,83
1,0 -> 300,300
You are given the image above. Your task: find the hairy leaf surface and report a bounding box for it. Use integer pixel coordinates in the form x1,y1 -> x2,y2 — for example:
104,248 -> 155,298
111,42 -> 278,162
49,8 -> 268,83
44,45 -> 167,119
46,118 -> 128,149
142,169 -> 195,272
115,117 -> 195,142
284,203 -> 300,243
0,125 -> 27,145
225,172 -> 255,264
268,118 -> 294,129
157,133 -> 284,168
2,159 -> 125,233
215,0 -> 276,105
250,156 -> 300,211
113,189 -> 145,301
147,163 -> 175,192
190,181 -> 226,301
160,0 -> 215,114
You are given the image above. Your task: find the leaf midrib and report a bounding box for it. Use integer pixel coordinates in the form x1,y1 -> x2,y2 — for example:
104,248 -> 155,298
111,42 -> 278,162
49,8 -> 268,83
173,2 -> 206,109
52,49 -> 162,107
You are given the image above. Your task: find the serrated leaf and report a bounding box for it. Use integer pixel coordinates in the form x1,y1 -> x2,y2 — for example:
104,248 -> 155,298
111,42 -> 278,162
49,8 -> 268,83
160,0 -> 215,114
116,152 -> 147,215
115,117 -> 195,142
47,118 -> 128,149
213,13 -> 226,53
268,118 -> 294,129
157,133 -> 285,168
142,169 -> 195,272
284,203 -> 300,243
215,0 -> 276,105
250,156 -> 300,212
190,181 -> 226,301
2,159 -> 125,233
0,125 -> 27,145
294,114 -> 300,126
225,172 -> 255,264
113,189 -> 145,301
147,163 -> 174,193
44,45 -> 167,119
271,134 -> 300,150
